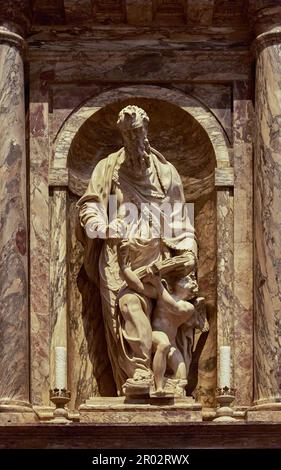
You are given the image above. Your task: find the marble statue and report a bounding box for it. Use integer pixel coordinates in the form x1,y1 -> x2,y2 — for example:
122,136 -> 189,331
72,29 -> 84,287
76,105 -> 207,397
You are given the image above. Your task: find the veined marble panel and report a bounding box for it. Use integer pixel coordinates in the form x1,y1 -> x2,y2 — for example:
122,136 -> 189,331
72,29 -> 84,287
50,189 -> 68,389
233,81 -> 253,406
217,189 -> 234,383
29,97 -> 50,405
193,193 -> 217,407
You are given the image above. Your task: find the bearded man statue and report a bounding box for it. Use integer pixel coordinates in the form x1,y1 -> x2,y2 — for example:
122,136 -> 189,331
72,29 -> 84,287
76,105 -> 197,397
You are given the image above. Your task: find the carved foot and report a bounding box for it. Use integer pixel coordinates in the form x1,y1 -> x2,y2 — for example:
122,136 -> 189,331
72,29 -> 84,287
150,378 -> 187,398
123,370 -> 153,397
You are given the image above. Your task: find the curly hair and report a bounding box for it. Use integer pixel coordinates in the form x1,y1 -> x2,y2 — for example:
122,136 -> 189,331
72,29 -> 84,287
117,105 -> 149,131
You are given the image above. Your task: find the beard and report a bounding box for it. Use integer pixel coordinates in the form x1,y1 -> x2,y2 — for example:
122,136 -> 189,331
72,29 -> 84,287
124,138 -> 151,171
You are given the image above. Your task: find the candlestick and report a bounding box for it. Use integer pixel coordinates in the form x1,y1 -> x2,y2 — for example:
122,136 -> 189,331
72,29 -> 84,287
49,388 -> 71,424
219,345 -> 230,389
55,346 -> 67,389
49,346 -> 71,424
214,387 -> 236,422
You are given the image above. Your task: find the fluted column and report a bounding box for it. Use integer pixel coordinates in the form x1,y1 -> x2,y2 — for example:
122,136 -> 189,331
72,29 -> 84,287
253,2 -> 281,407
0,2 -> 31,411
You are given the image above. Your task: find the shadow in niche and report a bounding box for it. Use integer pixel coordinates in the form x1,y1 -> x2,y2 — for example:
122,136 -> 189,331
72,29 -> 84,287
77,264 -> 117,397
186,330 -> 209,397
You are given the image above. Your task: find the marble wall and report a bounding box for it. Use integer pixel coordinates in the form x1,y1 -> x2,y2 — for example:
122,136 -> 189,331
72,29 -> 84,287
233,81 -> 253,406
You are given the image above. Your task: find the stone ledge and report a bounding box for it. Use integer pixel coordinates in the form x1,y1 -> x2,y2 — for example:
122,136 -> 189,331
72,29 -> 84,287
79,397 -> 202,424
0,423 -> 281,448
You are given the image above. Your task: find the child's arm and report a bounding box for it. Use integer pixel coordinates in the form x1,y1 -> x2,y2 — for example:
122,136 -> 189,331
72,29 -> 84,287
157,283 -> 195,317
123,267 -> 158,298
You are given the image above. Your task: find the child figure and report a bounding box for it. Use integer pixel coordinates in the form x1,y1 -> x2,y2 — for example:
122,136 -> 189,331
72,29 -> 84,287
116,236 -> 205,395
147,272 -> 208,395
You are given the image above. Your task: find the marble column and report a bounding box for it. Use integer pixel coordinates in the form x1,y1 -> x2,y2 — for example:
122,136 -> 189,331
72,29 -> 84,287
254,4 -> 281,406
0,22 -> 31,411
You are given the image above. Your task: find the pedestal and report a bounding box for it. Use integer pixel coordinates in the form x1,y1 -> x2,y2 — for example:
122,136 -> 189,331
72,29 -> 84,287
79,396 -> 202,424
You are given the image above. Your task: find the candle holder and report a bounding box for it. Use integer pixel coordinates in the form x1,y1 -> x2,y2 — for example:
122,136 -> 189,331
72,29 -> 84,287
49,388 -> 71,424
213,386 -> 236,422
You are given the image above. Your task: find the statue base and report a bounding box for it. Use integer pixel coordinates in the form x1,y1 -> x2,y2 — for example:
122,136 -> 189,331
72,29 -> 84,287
79,396 -> 202,423
123,376 -> 187,398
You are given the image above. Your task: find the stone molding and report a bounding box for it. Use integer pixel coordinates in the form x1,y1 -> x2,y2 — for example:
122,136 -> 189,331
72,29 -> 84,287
253,26 -> 281,55
0,27 -> 26,49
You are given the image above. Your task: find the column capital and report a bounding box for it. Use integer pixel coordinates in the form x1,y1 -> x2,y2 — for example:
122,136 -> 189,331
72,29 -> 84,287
249,1 -> 281,54
0,27 -> 26,50
254,26 -> 281,55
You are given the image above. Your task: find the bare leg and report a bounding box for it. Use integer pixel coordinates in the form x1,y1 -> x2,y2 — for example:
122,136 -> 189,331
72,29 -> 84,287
168,347 -> 187,380
152,331 -> 171,392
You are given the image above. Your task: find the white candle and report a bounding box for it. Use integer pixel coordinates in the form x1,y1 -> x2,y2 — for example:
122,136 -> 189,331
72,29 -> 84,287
219,346 -> 231,388
55,346 -> 67,389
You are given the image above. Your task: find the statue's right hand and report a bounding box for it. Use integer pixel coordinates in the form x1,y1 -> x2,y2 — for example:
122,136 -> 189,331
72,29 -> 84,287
85,219 -> 106,239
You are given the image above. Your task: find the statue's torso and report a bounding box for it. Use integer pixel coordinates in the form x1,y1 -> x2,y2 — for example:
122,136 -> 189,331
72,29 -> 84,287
99,153 -> 170,294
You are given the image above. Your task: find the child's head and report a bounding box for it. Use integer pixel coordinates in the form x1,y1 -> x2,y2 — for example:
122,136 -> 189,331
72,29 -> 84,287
165,271 -> 198,300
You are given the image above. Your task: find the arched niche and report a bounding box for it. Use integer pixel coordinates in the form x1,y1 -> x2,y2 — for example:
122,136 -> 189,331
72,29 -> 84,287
50,86 -> 232,409
53,85 -> 230,174
66,97 -> 216,202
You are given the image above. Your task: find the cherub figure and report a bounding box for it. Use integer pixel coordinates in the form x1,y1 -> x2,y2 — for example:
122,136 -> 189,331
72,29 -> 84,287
117,236 -> 207,396
147,271 -> 209,395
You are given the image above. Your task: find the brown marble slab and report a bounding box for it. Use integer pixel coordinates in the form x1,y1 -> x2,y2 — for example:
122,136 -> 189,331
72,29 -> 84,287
216,189 -> 234,382
50,188 -> 68,389
29,83 -> 51,405
233,81 -> 253,406
193,193 -> 217,407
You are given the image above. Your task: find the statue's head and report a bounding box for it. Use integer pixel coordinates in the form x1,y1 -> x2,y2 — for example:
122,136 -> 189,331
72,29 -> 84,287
117,105 -> 150,164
